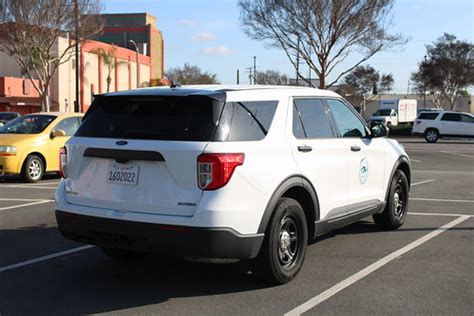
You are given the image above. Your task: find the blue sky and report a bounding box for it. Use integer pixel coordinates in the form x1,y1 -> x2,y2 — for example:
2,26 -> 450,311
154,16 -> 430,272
104,0 -> 473,93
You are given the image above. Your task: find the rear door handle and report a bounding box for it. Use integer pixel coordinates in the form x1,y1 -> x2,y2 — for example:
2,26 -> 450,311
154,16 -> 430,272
350,145 -> 361,152
297,145 -> 313,153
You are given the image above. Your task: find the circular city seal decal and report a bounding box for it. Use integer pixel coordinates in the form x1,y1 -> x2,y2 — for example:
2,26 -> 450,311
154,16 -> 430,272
359,158 -> 369,184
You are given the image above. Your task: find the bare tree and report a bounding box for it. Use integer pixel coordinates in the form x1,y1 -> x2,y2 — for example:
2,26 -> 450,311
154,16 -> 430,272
256,70 -> 289,85
165,63 -> 219,85
239,0 -> 405,89
0,0 -> 103,111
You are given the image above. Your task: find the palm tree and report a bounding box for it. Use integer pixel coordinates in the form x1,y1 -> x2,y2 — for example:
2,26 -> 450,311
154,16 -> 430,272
95,45 -> 126,93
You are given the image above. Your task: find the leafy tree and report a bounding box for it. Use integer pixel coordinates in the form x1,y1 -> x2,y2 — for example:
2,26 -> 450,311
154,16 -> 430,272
410,33 -> 474,110
380,74 -> 394,93
0,0 -> 103,112
256,70 -> 289,85
165,63 -> 219,85
239,0 -> 405,89
343,65 -> 394,115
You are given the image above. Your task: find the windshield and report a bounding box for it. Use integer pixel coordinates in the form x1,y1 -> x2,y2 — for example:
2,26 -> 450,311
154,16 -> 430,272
0,115 -> 56,134
374,109 -> 392,116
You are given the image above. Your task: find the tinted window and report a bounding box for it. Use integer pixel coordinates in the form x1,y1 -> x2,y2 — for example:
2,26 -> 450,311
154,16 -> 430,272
418,112 -> 439,120
460,114 -> 474,123
76,96 -> 221,141
213,101 -> 278,141
441,113 -> 461,122
0,113 -> 18,121
293,99 -> 334,138
54,117 -> 81,136
0,115 -> 56,134
326,99 -> 368,138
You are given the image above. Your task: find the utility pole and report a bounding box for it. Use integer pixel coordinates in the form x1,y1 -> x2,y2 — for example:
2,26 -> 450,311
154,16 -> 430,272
129,40 -> 140,88
74,0 -> 80,112
253,56 -> 257,85
295,35 -> 300,86
423,55 -> 427,108
236,69 -> 240,85
245,67 -> 253,85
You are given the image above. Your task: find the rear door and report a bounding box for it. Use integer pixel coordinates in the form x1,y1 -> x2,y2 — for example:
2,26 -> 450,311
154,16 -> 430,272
289,98 -> 349,220
459,114 -> 474,136
439,113 -> 461,135
64,95 -> 222,217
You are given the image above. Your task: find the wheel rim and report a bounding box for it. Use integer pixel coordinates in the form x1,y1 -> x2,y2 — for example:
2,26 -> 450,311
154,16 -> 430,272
278,216 -> 299,268
426,131 -> 437,141
393,179 -> 406,220
28,159 -> 42,180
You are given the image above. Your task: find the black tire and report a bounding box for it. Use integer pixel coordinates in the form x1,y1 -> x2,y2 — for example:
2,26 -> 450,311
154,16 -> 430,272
22,155 -> 44,183
373,170 -> 409,230
253,197 -> 308,284
386,122 -> 392,128
424,128 -> 439,143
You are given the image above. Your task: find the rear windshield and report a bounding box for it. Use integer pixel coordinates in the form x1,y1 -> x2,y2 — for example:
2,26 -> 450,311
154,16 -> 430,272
76,96 -> 223,141
418,112 -> 439,120
76,96 -> 279,142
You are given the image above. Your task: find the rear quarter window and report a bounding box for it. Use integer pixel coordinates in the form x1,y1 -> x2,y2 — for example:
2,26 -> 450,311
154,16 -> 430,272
418,112 -> 439,120
213,101 -> 278,141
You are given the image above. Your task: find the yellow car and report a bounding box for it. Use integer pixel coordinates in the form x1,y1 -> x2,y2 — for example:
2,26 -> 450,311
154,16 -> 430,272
0,112 -> 83,182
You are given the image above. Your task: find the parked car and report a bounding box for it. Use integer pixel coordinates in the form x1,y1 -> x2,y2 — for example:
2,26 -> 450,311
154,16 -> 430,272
0,112 -> 20,127
0,112 -> 83,182
412,111 -> 474,142
55,85 -> 411,284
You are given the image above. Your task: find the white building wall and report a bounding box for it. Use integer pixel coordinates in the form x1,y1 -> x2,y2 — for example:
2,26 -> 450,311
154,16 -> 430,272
139,64 -> 150,87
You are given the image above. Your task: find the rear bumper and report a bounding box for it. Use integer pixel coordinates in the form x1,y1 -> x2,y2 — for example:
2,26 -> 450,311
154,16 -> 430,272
55,210 -> 264,259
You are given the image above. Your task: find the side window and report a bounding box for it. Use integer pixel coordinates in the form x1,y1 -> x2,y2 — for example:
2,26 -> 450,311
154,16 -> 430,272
460,114 -> 474,123
326,99 -> 368,138
53,117 -> 81,136
418,112 -> 439,120
441,113 -> 461,122
293,99 -> 334,139
214,101 -> 278,141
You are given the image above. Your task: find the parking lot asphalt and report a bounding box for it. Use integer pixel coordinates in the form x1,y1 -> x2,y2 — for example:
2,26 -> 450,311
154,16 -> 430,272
0,137 -> 473,315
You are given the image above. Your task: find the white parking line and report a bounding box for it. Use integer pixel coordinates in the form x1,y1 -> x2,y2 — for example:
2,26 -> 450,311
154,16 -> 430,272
0,245 -> 94,273
0,200 -> 53,211
0,198 -> 52,202
285,215 -> 470,316
411,197 -> 474,203
409,212 -> 473,217
440,151 -> 474,159
410,159 -> 422,163
411,179 -> 436,186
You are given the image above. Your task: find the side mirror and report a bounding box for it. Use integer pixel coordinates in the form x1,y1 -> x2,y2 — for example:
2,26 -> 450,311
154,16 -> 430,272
50,129 -> 66,138
370,122 -> 389,138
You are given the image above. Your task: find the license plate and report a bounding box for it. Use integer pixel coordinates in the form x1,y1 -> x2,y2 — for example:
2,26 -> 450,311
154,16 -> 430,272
107,165 -> 139,186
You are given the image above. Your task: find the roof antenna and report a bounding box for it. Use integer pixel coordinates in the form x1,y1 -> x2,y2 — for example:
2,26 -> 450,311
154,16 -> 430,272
170,80 -> 180,88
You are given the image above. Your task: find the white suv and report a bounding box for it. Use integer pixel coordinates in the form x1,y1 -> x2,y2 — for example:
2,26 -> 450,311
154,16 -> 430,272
55,85 -> 411,284
412,110 -> 474,142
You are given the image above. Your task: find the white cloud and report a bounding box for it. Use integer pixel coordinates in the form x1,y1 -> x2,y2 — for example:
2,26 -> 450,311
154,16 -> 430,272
178,19 -> 197,28
192,32 -> 217,42
201,46 -> 235,56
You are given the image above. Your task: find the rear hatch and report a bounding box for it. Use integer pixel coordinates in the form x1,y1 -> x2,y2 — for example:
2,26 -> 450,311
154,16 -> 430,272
64,94 -> 224,217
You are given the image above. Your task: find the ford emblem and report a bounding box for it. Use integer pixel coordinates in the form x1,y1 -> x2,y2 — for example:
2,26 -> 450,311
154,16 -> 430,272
116,140 -> 128,146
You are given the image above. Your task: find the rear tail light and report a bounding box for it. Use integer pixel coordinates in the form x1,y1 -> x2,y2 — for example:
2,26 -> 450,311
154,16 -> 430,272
197,153 -> 244,190
59,147 -> 68,178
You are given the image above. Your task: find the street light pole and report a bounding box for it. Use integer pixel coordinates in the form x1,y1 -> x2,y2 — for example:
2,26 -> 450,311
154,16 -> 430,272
74,0 -> 79,112
129,40 -> 140,89
423,55 -> 427,108
253,56 -> 257,85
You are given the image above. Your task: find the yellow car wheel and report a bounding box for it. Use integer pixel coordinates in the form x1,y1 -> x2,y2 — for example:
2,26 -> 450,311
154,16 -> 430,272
22,155 -> 44,183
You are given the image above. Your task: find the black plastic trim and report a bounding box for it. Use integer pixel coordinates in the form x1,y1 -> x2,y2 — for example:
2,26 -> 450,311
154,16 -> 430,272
84,148 -> 165,163
56,211 -> 264,259
257,175 -> 320,237
385,156 -> 411,202
315,202 -> 385,237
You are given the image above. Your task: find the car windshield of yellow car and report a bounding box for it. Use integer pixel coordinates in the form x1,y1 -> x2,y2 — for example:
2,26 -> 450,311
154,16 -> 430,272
0,115 -> 56,134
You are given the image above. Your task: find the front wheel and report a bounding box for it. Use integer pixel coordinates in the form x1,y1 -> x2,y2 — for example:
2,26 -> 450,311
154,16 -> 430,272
424,128 -> 439,143
253,197 -> 308,284
373,170 -> 409,230
22,155 -> 44,183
